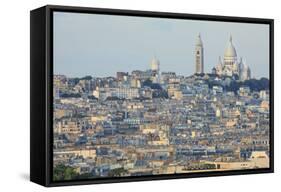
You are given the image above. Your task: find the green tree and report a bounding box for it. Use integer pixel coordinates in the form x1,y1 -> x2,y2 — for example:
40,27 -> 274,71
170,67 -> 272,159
53,164 -> 79,181
108,168 -> 128,177
80,75 -> 93,80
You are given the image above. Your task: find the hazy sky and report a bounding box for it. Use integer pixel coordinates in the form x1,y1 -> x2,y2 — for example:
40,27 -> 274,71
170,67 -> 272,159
53,12 -> 270,78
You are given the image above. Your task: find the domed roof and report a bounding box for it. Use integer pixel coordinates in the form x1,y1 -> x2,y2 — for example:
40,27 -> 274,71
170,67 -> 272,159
151,56 -> 160,71
196,33 -> 203,46
224,35 -> 237,58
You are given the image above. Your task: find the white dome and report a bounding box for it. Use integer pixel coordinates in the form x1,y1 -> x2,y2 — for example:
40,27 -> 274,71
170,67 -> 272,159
151,57 -> 160,71
224,36 -> 237,58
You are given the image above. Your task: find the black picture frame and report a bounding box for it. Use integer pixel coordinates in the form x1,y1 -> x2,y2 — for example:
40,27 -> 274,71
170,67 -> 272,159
30,4 -> 274,187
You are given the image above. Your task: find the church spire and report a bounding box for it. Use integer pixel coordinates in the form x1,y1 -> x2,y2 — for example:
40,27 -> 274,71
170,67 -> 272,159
196,33 -> 203,46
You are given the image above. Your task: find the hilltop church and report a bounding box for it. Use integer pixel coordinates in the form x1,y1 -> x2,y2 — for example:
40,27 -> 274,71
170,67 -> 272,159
195,34 -> 251,81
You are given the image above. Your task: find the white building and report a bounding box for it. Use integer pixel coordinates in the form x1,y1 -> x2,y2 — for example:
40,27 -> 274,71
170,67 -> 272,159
214,35 -> 251,81
150,56 -> 160,83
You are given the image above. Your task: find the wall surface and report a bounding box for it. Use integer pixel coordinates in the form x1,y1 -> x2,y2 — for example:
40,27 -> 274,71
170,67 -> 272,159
0,0 -> 279,191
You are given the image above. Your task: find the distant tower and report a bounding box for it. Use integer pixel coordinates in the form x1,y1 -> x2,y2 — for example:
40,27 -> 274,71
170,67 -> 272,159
195,33 -> 204,74
150,56 -> 160,83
